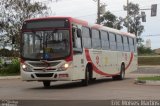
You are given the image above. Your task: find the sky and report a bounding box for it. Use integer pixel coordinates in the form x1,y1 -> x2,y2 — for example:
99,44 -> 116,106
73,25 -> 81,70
44,0 -> 160,49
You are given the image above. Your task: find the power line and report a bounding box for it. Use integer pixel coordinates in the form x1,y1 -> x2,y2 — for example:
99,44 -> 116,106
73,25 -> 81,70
75,13 -> 96,18
142,34 -> 160,37
140,2 -> 160,8
111,9 -> 125,13
93,0 -> 106,5
93,0 -> 107,24
41,0 -> 59,3
101,0 -> 160,13
41,0 -> 160,22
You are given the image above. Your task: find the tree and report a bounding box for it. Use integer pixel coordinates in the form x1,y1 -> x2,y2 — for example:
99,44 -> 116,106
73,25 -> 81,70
138,45 -> 154,55
0,35 -> 9,49
0,49 -> 12,57
99,11 -> 123,30
123,2 -> 145,47
0,0 -> 50,50
123,2 -> 144,37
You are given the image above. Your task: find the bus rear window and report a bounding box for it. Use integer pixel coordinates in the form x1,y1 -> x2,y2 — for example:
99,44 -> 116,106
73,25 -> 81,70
23,19 -> 70,29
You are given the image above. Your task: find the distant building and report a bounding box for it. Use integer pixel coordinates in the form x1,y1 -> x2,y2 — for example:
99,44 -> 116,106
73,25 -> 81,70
154,48 -> 160,54
145,39 -> 151,48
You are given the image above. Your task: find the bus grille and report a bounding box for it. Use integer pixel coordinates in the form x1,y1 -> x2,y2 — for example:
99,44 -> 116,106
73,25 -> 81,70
34,68 -> 56,72
35,73 -> 53,77
28,62 -> 60,67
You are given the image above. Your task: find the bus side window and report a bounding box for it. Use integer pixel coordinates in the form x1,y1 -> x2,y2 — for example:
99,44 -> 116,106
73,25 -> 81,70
72,27 -> 82,49
101,30 -> 109,50
76,28 -> 82,49
109,32 -> 117,51
91,29 -> 101,49
116,34 -> 123,51
129,37 -> 134,52
82,27 -> 92,49
123,36 -> 129,52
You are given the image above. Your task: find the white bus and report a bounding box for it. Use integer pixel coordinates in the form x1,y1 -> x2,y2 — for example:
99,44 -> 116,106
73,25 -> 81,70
20,17 -> 137,87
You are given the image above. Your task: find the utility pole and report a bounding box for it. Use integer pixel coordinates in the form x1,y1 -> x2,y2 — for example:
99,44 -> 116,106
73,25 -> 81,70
97,0 -> 100,24
127,0 -> 129,32
93,0 -> 106,24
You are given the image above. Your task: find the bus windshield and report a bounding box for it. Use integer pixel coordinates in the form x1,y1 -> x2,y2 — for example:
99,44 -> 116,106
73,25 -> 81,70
22,30 -> 70,60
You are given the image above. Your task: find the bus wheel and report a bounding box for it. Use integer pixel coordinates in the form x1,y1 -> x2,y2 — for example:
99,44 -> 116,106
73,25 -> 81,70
43,81 -> 51,87
81,67 -> 89,86
112,64 -> 125,80
119,64 -> 125,80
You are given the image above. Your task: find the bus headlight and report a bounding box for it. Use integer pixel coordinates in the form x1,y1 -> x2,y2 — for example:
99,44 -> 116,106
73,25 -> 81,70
58,63 -> 69,71
22,64 -> 32,72
22,64 -> 27,69
64,63 -> 69,68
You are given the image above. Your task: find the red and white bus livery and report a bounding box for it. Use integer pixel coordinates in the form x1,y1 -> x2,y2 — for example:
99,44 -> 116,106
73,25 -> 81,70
20,17 -> 137,87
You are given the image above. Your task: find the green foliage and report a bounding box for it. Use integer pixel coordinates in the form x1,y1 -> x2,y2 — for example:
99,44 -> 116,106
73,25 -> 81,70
0,58 -> 20,76
124,3 -> 139,16
0,48 -> 19,57
0,58 -> 2,66
123,2 -> 144,37
0,0 -> 50,49
138,56 -> 160,65
0,49 -> 12,57
100,11 -> 123,30
138,76 -> 160,81
138,45 -> 154,55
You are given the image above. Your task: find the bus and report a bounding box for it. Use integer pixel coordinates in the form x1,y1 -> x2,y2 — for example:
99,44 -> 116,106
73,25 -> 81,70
20,17 -> 137,87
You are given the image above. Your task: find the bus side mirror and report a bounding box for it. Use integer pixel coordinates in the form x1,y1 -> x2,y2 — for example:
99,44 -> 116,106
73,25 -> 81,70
77,29 -> 81,38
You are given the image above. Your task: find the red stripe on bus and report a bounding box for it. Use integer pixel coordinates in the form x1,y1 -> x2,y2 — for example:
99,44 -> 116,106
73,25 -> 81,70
85,49 -> 119,76
92,62 -> 120,76
125,52 -> 134,70
84,49 -> 133,76
85,49 -> 92,62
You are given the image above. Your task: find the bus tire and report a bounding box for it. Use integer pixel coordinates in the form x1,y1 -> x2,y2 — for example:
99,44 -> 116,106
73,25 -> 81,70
43,81 -> 51,87
119,64 -> 125,80
112,64 -> 125,80
81,67 -> 90,86
112,75 -> 119,80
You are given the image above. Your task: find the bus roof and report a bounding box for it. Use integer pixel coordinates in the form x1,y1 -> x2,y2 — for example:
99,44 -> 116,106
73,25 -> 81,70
25,16 -> 72,21
25,16 -> 136,38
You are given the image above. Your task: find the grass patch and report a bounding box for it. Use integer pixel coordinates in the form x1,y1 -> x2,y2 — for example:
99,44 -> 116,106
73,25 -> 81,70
0,72 -> 19,76
138,56 -> 160,65
138,76 -> 160,81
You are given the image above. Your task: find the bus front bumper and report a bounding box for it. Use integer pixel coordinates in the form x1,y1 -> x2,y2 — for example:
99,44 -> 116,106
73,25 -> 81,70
21,70 -> 72,81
